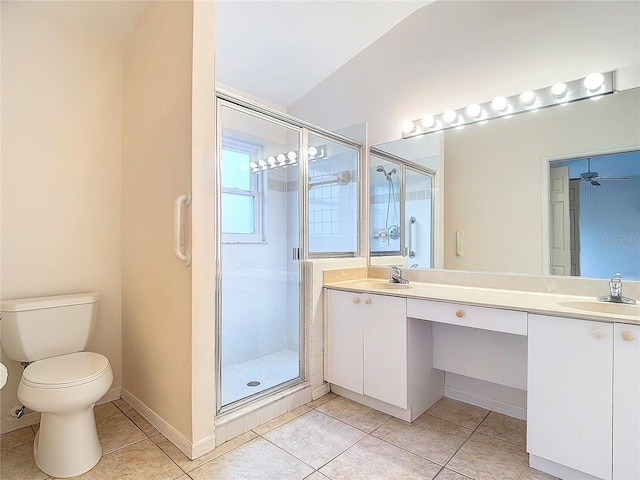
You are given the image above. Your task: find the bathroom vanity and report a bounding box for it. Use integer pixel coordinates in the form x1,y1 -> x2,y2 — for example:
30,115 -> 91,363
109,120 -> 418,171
323,275 -> 639,480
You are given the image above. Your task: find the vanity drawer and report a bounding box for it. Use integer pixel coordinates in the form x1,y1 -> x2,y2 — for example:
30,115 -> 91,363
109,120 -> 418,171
407,299 -> 527,336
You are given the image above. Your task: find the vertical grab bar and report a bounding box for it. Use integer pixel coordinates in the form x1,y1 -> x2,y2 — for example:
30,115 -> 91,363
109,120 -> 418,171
407,216 -> 416,258
174,191 -> 192,267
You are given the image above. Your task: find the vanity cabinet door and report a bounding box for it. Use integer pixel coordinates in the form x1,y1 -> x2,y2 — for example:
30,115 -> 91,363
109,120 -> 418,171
363,294 -> 407,408
528,314 -> 613,480
326,289 -> 364,394
326,289 -> 408,408
613,323 -> 640,480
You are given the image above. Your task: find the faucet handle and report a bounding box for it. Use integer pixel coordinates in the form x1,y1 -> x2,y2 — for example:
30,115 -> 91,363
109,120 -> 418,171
391,266 -> 403,276
610,272 -> 623,297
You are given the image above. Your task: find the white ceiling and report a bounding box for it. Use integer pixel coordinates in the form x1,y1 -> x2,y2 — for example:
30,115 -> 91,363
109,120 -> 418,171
7,0 -> 430,107
214,0 -> 430,107
6,0 -> 148,44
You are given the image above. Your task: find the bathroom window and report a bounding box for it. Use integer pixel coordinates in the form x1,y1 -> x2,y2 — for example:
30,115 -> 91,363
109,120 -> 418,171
222,137 -> 264,243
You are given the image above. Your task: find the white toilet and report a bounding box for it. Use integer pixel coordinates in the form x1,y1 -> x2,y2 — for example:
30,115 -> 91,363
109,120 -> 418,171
0,292 -> 113,478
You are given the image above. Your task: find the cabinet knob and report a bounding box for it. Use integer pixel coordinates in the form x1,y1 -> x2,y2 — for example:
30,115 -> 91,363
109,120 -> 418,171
621,331 -> 634,342
592,328 -> 606,339
353,297 -> 360,304
364,298 -> 371,305
455,310 -> 464,318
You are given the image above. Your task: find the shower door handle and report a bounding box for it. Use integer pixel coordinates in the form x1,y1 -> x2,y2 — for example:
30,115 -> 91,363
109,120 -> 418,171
174,191 -> 192,267
406,217 -> 416,258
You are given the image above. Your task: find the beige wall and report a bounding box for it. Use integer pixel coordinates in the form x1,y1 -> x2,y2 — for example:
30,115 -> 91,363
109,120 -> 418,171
443,89 -> 640,274
121,0 -> 195,443
0,2 -> 123,424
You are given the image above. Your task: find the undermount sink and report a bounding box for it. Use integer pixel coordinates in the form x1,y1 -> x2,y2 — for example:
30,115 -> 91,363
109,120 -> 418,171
350,281 -> 413,290
375,283 -> 413,289
559,301 -> 640,317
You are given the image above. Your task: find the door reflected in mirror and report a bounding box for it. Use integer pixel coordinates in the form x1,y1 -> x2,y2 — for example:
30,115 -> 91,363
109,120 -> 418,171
549,150 -> 640,280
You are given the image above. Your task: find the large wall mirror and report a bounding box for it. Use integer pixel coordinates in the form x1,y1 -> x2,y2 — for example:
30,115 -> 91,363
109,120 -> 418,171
370,87 -> 640,280
370,134 -> 443,269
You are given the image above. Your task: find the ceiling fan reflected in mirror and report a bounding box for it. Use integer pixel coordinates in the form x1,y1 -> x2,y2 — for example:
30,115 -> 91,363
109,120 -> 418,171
577,157 -> 631,186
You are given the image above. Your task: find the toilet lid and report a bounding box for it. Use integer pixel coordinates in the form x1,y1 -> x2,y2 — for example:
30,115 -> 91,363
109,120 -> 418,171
22,352 -> 110,388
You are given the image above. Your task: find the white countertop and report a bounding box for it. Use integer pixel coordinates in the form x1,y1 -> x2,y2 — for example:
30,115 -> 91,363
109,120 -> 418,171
324,278 -> 640,325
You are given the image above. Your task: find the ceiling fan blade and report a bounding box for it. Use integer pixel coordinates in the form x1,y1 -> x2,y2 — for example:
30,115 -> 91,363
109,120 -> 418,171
591,180 -> 601,186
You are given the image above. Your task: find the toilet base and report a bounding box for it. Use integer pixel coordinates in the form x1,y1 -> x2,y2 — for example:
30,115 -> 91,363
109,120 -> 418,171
34,405 -> 102,478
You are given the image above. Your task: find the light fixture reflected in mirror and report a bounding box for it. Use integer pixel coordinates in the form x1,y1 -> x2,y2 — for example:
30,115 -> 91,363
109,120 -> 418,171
401,71 -> 614,138
251,145 -> 327,172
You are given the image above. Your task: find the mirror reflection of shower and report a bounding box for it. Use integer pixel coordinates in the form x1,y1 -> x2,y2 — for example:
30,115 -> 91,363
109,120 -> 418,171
376,165 -> 399,244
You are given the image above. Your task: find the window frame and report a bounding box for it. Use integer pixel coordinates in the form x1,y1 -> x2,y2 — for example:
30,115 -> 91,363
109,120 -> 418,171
221,136 -> 265,244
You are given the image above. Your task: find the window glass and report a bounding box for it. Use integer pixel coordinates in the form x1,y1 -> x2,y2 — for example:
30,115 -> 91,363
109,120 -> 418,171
222,193 -> 255,234
222,149 -> 252,191
221,136 -> 263,242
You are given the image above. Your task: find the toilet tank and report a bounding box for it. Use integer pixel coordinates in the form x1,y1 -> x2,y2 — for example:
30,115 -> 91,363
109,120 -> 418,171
0,292 -> 100,362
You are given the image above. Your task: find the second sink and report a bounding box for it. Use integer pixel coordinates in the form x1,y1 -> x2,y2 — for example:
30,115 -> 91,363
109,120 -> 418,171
559,301 -> 640,317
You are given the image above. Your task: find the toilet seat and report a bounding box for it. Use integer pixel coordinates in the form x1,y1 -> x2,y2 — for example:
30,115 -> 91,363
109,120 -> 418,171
22,352 -> 110,389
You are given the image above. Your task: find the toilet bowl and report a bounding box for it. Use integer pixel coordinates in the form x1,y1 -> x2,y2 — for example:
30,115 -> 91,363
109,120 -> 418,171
18,351 -> 113,478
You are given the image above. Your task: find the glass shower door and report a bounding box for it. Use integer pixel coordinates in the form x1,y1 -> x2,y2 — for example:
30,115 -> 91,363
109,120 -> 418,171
217,101 -> 303,412
404,167 -> 434,268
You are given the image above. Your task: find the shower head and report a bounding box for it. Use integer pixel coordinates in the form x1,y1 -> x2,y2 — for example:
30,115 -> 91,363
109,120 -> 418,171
376,166 -> 396,181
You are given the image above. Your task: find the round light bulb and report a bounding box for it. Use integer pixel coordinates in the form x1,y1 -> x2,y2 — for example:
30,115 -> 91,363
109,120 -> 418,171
584,72 -> 604,92
249,161 -> 258,169
520,90 -> 536,106
258,159 -> 267,167
551,82 -> 567,98
421,115 -> 435,129
466,104 -> 481,118
491,96 -> 508,112
287,151 -> 297,161
401,121 -> 415,134
443,109 -> 458,123
308,146 -> 318,157
267,156 -> 276,165
276,154 -> 286,164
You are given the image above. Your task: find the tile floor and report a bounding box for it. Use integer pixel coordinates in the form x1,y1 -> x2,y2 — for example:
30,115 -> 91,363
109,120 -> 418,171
0,394 -> 556,480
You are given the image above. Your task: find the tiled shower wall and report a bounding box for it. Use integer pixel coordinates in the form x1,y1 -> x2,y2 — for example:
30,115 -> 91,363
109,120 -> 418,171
405,190 -> 432,269
308,154 -> 358,253
221,175 -> 292,367
370,182 -> 401,253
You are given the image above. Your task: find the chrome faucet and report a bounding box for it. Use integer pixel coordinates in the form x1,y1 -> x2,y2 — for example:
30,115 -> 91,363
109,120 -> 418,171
597,273 -> 637,305
389,266 -> 409,284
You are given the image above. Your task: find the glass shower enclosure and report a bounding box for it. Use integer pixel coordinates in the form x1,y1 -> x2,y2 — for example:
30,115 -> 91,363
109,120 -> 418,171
216,99 -> 304,412
370,149 -> 434,268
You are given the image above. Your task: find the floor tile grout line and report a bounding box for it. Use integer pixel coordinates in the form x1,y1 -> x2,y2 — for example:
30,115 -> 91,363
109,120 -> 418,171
437,409 -> 491,480
257,433 -> 320,472
367,428 -> 453,471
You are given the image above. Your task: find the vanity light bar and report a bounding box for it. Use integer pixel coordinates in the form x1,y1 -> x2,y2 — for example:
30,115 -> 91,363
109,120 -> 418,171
401,71 -> 614,139
250,145 -> 327,173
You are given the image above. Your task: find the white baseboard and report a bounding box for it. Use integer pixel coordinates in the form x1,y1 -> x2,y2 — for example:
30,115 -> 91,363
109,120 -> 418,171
529,454 -> 602,480
122,388 -> 213,461
0,386 -> 122,435
312,383 -> 330,400
444,386 -> 527,420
